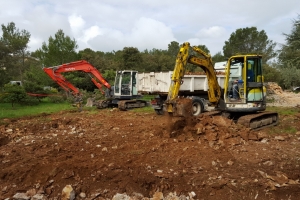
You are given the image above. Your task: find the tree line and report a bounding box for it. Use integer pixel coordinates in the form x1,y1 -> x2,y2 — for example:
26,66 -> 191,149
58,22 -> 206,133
1,15 -> 300,97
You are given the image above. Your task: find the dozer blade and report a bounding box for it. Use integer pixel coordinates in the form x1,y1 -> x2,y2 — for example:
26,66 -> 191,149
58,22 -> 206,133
169,98 -> 193,117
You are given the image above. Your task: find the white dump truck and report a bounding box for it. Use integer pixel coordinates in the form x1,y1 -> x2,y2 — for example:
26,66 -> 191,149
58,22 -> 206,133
136,62 -> 242,115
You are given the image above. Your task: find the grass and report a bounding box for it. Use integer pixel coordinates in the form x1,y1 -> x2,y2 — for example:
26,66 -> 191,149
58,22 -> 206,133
131,106 -> 154,113
266,106 -> 300,115
141,94 -> 156,101
0,101 -> 76,119
265,106 -> 299,135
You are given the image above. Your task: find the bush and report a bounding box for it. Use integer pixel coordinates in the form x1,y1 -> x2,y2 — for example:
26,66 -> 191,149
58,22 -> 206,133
44,88 -> 65,103
19,95 -> 40,106
0,84 -> 27,107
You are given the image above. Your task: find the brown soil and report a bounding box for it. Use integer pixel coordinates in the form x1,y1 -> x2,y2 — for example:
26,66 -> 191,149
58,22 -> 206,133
1,95 -> 300,199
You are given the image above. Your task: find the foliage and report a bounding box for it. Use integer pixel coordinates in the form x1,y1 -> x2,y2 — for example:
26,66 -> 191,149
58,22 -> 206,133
212,52 -> 227,63
262,64 -> 281,82
19,95 -> 40,106
167,41 -> 180,58
0,84 -> 27,107
102,69 -> 116,84
123,47 -> 142,70
277,15 -> 300,88
223,27 -> 277,64
279,63 -> 300,89
46,88 -> 65,103
278,15 -> 300,68
0,40 -> 12,86
23,65 -> 53,93
141,48 -> 174,72
33,29 -> 79,66
0,22 -> 31,84
195,44 -> 210,54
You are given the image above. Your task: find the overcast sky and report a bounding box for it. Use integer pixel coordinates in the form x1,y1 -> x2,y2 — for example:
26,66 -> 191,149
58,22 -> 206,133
0,0 -> 299,55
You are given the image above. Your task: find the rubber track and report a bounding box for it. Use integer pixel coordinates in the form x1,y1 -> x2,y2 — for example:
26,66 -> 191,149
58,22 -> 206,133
196,110 -> 278,130
237,111 -> 279,130
118,100 -> 147,110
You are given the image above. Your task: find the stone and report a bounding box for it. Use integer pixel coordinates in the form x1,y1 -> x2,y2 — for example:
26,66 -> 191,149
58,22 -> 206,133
112,193 -> 130,200
31,194 -> 47,200
152,192 -> 164,200
263,161 -> 274,166
61,185 -> 75,200
227,160 -> 234,166
26,188 -> 37,197
13,193 -> 30,200
261,138 -> 269,143
6,129 -> 13,133
274,136 -> 285,141
79,192 -> 86,198
257,132 -> 268,140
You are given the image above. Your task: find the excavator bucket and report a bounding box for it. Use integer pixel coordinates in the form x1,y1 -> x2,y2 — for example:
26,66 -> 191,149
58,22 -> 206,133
170,98 -> 193,117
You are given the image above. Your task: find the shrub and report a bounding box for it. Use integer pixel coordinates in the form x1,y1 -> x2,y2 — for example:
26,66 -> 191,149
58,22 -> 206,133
0,84 -> 27,107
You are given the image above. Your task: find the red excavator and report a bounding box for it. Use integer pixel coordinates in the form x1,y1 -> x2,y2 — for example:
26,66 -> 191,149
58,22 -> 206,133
43,60 -> 148,110
43,60 -> 111,96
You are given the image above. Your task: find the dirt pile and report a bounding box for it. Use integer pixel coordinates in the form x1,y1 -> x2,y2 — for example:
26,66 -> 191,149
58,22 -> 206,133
266,82 -> 283,95
266,82 -> 300,107
163,114 -> 265,148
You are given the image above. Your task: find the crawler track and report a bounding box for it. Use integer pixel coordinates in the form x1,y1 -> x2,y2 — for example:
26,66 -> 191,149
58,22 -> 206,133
118,99 -> 148,110
237,111 -> 279,130
198,111 -> 279,130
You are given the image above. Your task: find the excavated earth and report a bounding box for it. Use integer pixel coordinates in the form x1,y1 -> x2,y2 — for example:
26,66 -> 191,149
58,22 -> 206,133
1,91 -> 300,200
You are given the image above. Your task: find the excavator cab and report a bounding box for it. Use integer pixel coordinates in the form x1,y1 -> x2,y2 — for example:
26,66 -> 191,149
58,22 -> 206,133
112,70 -> 147,110
114,70 -> 139,99
223,55 -> 267,112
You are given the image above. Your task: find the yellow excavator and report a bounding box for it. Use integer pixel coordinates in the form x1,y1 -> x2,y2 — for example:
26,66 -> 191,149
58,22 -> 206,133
165,42 -> 278,130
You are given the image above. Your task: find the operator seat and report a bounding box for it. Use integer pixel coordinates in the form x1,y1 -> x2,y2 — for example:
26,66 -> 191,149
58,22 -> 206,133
247,63 -> 254,82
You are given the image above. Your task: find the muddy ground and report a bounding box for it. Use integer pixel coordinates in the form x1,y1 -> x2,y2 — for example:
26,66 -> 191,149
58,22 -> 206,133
1,94 -> 300,200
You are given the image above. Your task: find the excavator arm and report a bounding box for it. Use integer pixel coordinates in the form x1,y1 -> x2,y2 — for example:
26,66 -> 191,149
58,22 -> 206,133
43,60 -> 111,95
188,46 -> 221,105
43,67 -> 80,95
166,42 -> 221,116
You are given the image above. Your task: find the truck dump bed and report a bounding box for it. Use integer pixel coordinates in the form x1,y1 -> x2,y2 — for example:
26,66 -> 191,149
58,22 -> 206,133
137,71 -> 225,94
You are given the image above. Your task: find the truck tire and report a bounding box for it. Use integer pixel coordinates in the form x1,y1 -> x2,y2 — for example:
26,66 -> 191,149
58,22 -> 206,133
192,98 -> 204,116
155,109 -> 164,115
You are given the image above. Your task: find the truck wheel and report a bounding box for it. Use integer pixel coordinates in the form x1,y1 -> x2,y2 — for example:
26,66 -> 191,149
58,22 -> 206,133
155,109 -> 164,115
192,99 -> 204,116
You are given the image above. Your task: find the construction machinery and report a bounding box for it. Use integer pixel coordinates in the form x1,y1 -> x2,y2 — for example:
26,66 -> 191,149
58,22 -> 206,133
43,60 -> 111,96
137,71 -> 226,115
43,60 -> 147,110
163,42 -> 278,130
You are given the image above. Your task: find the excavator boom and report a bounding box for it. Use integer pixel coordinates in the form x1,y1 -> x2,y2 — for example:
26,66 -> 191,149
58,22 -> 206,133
166,42 -> 221,116
43,67 -> 80,95
43,60 -> 111,95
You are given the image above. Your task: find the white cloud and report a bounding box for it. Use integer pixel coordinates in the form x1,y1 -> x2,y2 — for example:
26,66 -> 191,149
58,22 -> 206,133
79,17 -> 176,52
128,17 -> 176,50
82,26 -> 103,43
0,0 -> 299,55
196,26 -> 227,39
69,14 -> 85,36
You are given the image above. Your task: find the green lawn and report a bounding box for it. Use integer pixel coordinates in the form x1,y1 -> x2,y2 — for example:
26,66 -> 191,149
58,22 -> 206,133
0,101 -> 77,119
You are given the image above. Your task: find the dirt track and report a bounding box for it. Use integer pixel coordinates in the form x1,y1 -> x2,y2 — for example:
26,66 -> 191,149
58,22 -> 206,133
1,100 -> 300,199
